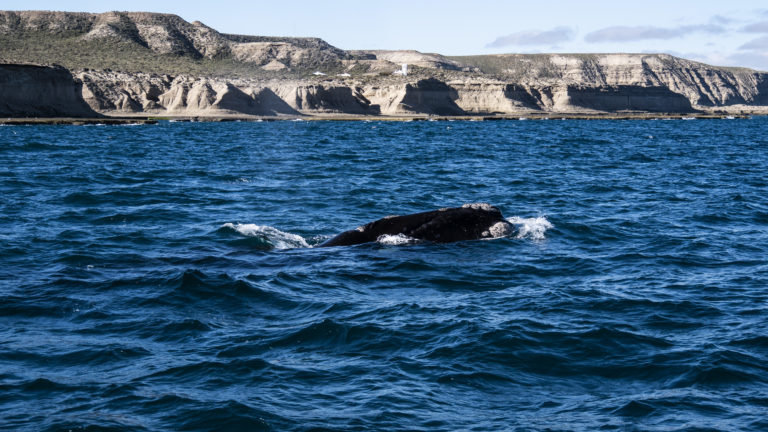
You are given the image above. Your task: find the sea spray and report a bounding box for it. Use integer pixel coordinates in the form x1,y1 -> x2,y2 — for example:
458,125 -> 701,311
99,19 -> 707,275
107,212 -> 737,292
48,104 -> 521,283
221,223 -> 310,249
507,216 -> 554,240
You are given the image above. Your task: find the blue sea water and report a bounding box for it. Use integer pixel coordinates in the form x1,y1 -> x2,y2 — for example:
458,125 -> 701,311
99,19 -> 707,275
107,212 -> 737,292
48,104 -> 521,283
1,118 -> 767,431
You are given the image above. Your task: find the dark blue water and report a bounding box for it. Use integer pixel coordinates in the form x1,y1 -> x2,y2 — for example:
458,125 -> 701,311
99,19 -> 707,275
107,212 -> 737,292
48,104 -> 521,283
1,118 -> 768,431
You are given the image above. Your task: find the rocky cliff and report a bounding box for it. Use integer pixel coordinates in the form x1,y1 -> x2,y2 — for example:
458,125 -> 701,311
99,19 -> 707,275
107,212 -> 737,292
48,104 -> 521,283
0,11 -> 348,76
0,63 -> 98,117
2,11 -> 768,118
450,54 -> 768,109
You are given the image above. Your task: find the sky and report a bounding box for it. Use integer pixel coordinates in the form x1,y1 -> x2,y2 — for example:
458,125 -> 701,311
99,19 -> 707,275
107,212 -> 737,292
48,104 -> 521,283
4,0 -> 768,70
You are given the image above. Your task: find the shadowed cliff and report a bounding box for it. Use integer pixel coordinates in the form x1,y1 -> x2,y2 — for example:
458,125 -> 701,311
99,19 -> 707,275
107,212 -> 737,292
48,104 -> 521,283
0,64 -> 100,117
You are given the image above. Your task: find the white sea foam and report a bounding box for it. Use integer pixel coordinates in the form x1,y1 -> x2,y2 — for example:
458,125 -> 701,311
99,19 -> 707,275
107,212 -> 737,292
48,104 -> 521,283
221,223 -> 310,249
377,233 -> 419,245
506,216 -> 554,240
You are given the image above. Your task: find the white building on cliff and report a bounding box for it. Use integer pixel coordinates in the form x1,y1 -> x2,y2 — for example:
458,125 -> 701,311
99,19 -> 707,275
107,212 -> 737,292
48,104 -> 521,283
393,64 -> 408,76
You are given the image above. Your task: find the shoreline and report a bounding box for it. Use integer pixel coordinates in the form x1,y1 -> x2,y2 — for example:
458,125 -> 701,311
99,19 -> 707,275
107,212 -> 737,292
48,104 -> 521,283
0,112 -> 759,125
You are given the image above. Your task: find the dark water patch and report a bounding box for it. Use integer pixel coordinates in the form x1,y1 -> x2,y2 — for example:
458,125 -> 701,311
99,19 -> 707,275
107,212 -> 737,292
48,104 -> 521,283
60,191 -> 104,205
728,335 -> 768,352
625,152 -> 659,163
666,348 -> 768,388
73,317 -> 213,343
1,345 -> 151,368
133,269 -> 309,316
174,401 -> 275,432
91,208 -> 190,225
169,270 -> 271,300
436,370 -> 515,387
612,400 -> 657,417
142,358 -> 273,385
589,297 -> 724,321
268,318 -> 414,354
0,377 -> 88,396
0,294 -> 81,318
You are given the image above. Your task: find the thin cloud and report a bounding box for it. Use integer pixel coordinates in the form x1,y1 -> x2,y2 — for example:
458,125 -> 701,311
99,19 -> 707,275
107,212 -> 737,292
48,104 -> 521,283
585,24 -> 725,43
727,51 -> 768,71
710,15 -> 734,26
739,36 -> 768,50
486,27 -> 575,48
743,21 -> 768,33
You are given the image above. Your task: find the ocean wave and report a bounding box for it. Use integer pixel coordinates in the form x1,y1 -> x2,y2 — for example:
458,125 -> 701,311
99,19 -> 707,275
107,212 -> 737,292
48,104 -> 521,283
4,119 -> 768,431
220,223 -> 309,249
506,216 -> 554,240
175,400 -> 276,432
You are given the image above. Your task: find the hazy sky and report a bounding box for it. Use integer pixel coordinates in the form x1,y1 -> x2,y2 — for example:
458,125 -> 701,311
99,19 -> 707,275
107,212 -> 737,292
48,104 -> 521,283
5,0 -> 768,70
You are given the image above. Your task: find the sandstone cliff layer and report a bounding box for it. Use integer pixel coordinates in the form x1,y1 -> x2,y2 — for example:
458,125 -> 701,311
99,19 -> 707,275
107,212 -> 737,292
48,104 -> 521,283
451,54 -> 768,108
69,66 -> 766,117
4,62 -> 766,118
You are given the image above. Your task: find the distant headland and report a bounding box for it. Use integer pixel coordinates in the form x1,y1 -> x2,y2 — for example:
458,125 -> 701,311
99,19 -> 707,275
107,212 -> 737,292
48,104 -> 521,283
2,11 -> 767,121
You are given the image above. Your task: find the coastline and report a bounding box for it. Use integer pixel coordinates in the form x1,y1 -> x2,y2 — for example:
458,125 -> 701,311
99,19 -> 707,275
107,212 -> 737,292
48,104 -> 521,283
0,112 -> 756,125
0,117 -> 159,125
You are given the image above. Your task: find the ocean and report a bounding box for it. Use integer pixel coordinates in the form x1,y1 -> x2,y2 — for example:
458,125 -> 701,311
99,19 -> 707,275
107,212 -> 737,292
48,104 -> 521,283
1,118 -> 767,431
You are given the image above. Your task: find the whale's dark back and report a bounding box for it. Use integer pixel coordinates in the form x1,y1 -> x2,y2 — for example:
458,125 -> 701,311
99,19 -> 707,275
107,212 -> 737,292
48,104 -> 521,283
319,204 -> 511,247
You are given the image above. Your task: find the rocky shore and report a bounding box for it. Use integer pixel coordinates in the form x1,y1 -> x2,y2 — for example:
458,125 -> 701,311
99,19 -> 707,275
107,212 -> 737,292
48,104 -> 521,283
2,11 -> 768,120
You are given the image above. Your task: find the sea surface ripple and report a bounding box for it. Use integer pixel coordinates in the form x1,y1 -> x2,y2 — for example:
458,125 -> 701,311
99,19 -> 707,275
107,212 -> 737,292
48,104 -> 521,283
1,119 -> 767,431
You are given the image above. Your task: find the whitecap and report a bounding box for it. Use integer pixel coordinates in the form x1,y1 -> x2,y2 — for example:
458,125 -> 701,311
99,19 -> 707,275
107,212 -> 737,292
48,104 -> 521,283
376,233 -> 419,245
506,216 -> 554,240
221,223 -> 310,249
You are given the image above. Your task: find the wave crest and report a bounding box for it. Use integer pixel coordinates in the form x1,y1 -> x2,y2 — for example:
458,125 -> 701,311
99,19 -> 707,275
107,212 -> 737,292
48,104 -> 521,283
220,223 -> 309,249
506,216 -> 553,240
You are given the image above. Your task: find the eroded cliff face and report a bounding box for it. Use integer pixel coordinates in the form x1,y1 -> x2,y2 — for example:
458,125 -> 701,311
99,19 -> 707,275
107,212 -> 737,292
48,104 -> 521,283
451,54 -> 768,111
0,64 -> 98,117
68,63 -> 768,117
74,70 -> 381,116
4,59 -> 767,119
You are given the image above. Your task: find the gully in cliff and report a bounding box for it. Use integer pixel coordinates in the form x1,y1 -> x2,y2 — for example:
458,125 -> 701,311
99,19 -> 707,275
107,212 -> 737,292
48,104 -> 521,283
319,203 -> 514,247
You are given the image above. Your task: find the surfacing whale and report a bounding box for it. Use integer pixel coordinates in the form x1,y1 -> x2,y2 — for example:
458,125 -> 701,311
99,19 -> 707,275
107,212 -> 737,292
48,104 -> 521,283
319,203 -> 514,247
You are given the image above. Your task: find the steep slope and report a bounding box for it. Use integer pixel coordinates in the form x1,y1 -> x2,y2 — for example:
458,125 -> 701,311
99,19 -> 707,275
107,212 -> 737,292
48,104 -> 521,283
0,63 -> 99,117
0,11 -> 347,76
75,70 -> 378,116
450,54 -> 768,109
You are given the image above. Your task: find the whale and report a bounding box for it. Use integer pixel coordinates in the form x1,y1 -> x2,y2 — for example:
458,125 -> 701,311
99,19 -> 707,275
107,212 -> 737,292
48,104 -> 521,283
318,203 -> 514,247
